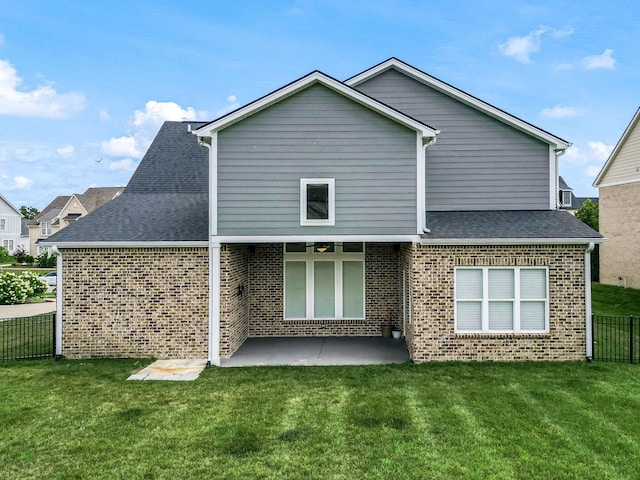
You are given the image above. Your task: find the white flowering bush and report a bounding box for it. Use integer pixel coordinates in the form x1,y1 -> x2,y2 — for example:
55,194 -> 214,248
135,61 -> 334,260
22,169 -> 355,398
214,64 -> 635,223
20,271 -> 48,298
0,272 -> 30,305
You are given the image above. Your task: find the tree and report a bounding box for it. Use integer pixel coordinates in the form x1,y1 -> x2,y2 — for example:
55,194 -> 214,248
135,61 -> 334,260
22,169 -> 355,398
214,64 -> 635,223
575,199 -> 598,231
575,199 -> 599,281
19,205 -> 39,220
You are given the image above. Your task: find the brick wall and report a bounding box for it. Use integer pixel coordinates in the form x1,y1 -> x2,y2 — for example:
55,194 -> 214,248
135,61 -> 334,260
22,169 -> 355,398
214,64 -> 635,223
247,243 -> 401,337
406,244 -> 588,362
60,247 -> 208,359
220,244 -> 249,357
599,183 -> 640,289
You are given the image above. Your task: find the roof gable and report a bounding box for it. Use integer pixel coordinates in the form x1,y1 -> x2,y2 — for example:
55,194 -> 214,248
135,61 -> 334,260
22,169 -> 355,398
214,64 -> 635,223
345,58 -> 570,150
593,107 -> 640,187
193,70 -> 438,139
0,194 -> 21,216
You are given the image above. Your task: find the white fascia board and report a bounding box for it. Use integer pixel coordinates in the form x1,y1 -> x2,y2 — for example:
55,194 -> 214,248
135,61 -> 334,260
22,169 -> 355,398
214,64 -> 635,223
346,58 -> 571,150
593,107 -> 640,187
193,71 -> 438,139
215,235 -> 422,243
420,237 -> 606,246
41,241 -> 209,248
595,177 -> 640,189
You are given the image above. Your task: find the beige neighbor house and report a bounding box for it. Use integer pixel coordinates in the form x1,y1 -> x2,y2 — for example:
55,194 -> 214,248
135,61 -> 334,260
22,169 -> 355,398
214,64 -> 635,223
30,187 -> 124,255
43,58 -> 602,364
593,107 -> 640,289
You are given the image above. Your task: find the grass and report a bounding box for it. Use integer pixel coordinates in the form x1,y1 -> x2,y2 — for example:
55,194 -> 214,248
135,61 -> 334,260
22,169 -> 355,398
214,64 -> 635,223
592,282 -> 640,316
1,360 -> 640,479
0,314 -> 55,361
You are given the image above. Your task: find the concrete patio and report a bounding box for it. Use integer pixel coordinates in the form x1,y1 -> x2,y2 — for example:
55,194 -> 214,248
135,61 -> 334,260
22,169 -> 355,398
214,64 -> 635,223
220,336 -> 410,367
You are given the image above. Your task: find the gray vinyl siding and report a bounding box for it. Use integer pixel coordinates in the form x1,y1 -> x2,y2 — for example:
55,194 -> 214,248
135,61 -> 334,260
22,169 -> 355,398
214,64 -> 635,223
217,83 -> 417,235
354,68 -> 551,211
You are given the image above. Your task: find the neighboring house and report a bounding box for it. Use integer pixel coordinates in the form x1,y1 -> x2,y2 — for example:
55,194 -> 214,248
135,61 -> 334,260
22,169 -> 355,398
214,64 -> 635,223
44,58 -> 602,364
0,194 -> 26,254
30,187 -> 124,255
20,219 -> 30,254
593,107 -> 640,289
558,176 -> 598,214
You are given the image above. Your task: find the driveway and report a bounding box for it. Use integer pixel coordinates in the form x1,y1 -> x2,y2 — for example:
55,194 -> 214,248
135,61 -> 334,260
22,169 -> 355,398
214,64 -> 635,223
0,300 -> 56,319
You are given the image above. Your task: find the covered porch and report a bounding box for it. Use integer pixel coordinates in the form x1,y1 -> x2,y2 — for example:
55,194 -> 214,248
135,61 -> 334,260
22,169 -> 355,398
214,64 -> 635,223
218,242 -> 414,362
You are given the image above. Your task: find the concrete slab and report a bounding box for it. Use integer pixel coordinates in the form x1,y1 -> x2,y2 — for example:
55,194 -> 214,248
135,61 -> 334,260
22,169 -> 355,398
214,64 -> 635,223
220,336 -> 409,367
127,359 -> 207,381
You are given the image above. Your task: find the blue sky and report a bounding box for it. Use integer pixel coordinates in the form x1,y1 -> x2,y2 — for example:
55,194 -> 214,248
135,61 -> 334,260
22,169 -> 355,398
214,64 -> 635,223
0,0 -> 638,210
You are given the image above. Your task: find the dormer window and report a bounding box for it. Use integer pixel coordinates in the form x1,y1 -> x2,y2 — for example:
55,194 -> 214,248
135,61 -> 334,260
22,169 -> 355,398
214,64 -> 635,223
560,190 -> 572,207
300,178 -> 335,226
41,222 -> 52,236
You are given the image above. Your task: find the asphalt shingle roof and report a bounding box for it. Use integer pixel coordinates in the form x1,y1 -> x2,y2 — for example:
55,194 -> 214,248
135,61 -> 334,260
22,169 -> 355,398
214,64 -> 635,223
423,210 -> 602,240
46,121 -> 208,243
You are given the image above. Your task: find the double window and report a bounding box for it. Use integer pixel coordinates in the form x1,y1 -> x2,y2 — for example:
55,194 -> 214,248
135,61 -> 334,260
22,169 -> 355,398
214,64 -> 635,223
455,267 -> 548,333
300,179 -> 335,226
2,240 -> 13,251
284,242 -> 364,319
41,222 -> 52,236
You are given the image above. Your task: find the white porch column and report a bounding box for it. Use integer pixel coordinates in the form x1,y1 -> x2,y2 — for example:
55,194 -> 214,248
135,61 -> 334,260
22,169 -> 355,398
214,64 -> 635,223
208,241 -> 221,366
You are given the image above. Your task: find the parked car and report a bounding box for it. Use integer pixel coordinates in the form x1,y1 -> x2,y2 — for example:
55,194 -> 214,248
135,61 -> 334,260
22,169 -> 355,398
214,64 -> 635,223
39,271 -> 57,287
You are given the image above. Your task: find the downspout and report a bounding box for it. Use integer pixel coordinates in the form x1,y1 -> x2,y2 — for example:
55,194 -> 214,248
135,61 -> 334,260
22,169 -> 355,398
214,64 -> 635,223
585,242 -> 595,360
51,245 -> 63,359
197,134 -> 220,367
421,134 -> 438,234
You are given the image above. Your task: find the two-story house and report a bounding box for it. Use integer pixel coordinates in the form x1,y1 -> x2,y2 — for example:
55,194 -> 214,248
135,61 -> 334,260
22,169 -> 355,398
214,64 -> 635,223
30,187 -> 124,254
0,194 -> 26,254
44,58 -> 602,364
593,107 -> 640,288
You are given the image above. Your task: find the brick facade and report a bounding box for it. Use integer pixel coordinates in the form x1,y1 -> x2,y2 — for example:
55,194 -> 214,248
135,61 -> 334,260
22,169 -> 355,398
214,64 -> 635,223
59,243 -> 589,362
599,183 -> 640,289
60,247 -> 208,359
403,244 -> 588,362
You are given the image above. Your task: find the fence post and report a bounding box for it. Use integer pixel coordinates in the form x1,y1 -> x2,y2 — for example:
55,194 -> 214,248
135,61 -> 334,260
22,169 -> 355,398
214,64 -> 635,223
630,315 -> 634,365
52,313 -> 56,359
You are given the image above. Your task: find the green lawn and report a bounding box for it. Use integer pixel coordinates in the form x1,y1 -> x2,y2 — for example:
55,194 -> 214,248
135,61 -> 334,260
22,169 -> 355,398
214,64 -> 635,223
592,282 -> 640,316
2,360 -> 640,479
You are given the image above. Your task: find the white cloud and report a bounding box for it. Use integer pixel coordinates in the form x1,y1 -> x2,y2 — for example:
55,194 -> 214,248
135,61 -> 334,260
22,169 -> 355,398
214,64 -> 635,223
101,136 -> 142,158
498,27 -> 547,63
215,94 -> 240,117
586,166 -> 602,177
57,144 -> 75,157
0,59 -> 86,118
541,104 -> 582,119
582,49 -> 616,70
13,175 -> 32,189
586,141 -> 614,161
102,100 -> 207,161
108,158 -> 137,171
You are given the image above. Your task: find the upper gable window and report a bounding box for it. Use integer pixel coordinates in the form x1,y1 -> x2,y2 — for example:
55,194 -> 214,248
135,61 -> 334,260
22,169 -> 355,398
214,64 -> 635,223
560,190 -> 572,207
0,218 -> 5,231
300,178 -> 335,226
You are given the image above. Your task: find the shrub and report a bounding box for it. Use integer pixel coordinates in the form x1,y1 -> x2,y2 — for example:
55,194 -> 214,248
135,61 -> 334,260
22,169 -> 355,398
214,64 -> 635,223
0,246 -> 10,264
13,245 -> 29,264
0,271 -> 29,305
20,271 -> 48,298
35,252 -> 56,268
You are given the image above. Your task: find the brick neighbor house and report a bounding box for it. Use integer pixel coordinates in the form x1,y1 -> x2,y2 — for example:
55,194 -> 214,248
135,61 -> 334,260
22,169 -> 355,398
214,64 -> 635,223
43,58 -> 602,364
593,107 -> 640,289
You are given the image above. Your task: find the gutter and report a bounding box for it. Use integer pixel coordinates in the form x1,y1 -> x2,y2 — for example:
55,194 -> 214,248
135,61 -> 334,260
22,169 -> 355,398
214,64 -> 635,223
419,237 -> 605,246
51,246 -> 63,359
585,242 -> 595,361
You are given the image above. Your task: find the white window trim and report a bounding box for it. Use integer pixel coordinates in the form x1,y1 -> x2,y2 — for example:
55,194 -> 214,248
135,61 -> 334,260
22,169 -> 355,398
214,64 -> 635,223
41,222 -> 52,236
561,190 -> 572,207
300,178 -> 335,226
0,218 -> 5,231
283,243 -> 365,320
454,266 -> 549,334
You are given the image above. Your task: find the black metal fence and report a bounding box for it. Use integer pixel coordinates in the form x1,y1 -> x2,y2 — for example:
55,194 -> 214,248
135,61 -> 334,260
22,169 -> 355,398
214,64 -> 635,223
592,314 -> 640,363
0,313 -> 56,362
